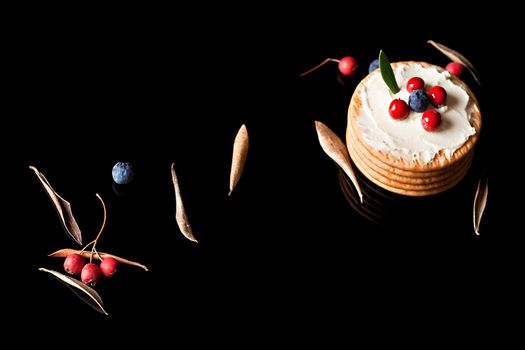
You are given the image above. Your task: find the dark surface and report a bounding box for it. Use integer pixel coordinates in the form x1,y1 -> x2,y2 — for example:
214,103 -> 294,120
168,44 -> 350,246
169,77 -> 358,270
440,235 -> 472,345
8,13 -> 517,346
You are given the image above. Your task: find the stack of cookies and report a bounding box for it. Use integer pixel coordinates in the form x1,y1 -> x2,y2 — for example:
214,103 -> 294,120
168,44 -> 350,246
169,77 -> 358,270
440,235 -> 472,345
346,62 -> 481,196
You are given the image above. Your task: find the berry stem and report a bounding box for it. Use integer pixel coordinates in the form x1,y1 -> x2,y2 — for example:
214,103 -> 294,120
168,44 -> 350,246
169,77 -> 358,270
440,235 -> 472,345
90,193 -> 107,260
94,249 -> 103,261
78,193 -> 107,262
92,194 -> 107,244
300,58 -> 340,77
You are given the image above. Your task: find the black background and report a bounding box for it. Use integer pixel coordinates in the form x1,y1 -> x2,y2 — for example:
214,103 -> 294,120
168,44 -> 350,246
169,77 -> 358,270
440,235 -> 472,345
7,8 -> 519,347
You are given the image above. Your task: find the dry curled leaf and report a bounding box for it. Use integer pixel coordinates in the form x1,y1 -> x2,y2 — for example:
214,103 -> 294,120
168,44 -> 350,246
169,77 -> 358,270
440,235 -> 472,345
473,176 -> 489,235
29,166 -> 82,245
171,163 -> 198,243
315,121 -> 364,203
39,267 -> 108,315
48,248 -> 149,271
229,124 -> 249,196
427,40 -> 480,85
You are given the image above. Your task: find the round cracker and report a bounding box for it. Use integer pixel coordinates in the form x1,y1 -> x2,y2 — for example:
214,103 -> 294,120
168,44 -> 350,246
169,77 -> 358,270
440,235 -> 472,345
348,138 -> 473,192
345,61 -> 481,196
347,61 -> 481,173
347,113 -> 470,184
347,131 -> 474,195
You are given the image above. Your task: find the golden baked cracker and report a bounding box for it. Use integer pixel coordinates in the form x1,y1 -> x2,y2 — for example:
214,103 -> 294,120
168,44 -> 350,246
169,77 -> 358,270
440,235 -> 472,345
347,119 -> 472,185
347,129 -> 473,196
349,138 -> 472,191
347,61 -> 481,173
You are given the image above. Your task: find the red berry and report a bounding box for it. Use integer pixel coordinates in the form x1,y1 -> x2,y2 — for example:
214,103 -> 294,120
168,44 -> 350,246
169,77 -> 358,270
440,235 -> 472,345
406,77 -> 425,93
338,56 -> 357,76
421,110 -> 441,131
100,257 -> 120,278
446,62 -> 464,77
81,263 -> 102,287
428,86 -> 447,107
389,99 -> 409,120
63,253 -> 85,275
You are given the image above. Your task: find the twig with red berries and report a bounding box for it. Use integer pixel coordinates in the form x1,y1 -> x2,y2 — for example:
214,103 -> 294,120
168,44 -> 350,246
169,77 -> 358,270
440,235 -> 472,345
58,193 -> 148,286
300,56 -> 358,77
38,192 -> 148,315
42,192 -> 147,283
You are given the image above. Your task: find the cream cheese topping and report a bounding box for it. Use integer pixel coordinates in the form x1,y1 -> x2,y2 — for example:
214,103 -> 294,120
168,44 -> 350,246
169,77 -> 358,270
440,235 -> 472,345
357,63 -> 476,163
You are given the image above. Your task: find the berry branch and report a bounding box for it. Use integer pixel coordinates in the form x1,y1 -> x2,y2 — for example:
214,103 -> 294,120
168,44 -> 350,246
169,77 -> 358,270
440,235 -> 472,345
300,58 -> 339,77
79,193 -> 107,262
300,56 -> 357,77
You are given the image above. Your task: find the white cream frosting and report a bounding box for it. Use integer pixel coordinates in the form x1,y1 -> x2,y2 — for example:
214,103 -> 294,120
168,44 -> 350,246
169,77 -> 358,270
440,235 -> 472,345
357,63 -> 476,163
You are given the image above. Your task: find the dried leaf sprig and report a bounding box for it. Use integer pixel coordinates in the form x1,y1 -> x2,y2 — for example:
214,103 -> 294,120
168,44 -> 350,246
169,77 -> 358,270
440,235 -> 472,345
40,192 -> 147,315
229,124 -> 249,196
427,40 -> 480,85
29,165 -> 82,245
315,121 -> 364,203
171,163 -> 198,243
473,176 -> 489,235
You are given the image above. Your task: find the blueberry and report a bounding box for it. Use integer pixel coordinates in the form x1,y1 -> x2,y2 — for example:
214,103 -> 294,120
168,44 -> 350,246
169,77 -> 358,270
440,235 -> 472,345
408,89 -> 430,112
112,162 -> 134,185
368,58 -> 379,73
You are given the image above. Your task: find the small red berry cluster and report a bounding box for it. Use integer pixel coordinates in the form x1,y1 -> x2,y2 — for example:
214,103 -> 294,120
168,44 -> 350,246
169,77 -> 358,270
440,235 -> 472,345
388,77 -> 447,132
62,193 -> 120,287
64,253 -> 119,287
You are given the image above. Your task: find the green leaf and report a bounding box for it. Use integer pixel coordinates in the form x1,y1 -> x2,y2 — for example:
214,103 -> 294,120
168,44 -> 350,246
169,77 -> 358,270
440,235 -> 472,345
379,50 -> 399,94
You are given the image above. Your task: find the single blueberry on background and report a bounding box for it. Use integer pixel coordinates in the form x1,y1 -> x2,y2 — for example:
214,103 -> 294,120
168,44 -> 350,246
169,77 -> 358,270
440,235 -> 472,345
408,89 -> 430,112
112,162 -> 134,185
368,59 -> 379,73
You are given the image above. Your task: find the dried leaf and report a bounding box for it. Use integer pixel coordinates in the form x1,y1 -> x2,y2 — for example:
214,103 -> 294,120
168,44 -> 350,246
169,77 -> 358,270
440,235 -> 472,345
39,267 -> 108,315
171,163 -> 198,243
29,166 -> 82,245
229,124 -> 249,196
48,248 -> 149,271
427,40 -> 481,85
315,121 -> 364,203
473,176 -> 488,235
